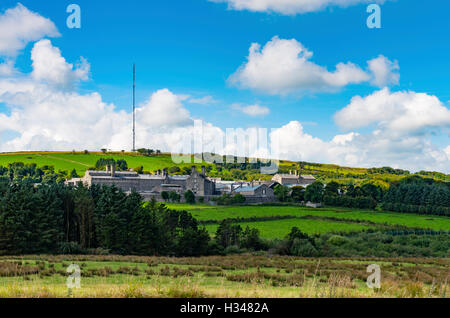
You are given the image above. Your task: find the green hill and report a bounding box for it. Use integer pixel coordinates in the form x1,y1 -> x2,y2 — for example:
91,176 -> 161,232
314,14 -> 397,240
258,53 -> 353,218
0,151 -> 448,186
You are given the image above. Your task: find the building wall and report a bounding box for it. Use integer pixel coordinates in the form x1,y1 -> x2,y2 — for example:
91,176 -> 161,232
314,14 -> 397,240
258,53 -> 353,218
185,169 -> 215,196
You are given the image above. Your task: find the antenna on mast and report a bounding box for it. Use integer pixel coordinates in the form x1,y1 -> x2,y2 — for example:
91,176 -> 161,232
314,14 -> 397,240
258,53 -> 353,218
132,63 -> 136,152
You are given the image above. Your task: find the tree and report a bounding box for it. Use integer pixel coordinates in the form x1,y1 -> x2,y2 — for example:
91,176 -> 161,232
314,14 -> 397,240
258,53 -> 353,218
274,184 -> 290,202
184,190 -> 196,204
241,226 -> 265,250
232,193 -> 246,204
325,181 -> 340,196
101,149 -> 107,154
133,166 -> 143,174
73,186 -> 95,249
70,169 -> 79,178
116,159 -> 128,171
305,182 -> 324,203
215,219 -> 242,248
169,191 -> 180,203
291,186 -> 305,203
161,191 -> 169,202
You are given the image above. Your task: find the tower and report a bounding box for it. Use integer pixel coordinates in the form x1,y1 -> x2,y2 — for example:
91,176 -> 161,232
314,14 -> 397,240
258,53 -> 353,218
132,63 -> 136,152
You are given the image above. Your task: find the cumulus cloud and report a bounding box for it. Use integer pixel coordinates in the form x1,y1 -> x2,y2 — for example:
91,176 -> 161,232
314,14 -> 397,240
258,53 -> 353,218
229,37 -> 397,95
210,0 -> 386,15
137,89 -> 192,128
270,121 -> 450,173
232,103 -> 270,116
0,3 -> 59,57
0,59 -> 15,76
368,55 -> 400,87
31,39 -> 90,90
334,88 -> 450,134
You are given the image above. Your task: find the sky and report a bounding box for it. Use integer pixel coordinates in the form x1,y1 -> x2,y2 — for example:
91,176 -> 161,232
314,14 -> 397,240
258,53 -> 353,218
0,0 -> 449,173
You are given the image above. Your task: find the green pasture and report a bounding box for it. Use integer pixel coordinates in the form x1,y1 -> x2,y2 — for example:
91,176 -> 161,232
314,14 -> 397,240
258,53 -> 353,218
0,152 -> 206,175
165,204 -> 450,237
204,218 -> 373,239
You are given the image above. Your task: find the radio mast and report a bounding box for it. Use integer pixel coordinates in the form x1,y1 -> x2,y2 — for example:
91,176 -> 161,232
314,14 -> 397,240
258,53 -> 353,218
132,64 -> 136,152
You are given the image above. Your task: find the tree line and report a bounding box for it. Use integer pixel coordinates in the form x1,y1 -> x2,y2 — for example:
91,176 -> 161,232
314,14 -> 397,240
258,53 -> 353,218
0,179 -> 210,256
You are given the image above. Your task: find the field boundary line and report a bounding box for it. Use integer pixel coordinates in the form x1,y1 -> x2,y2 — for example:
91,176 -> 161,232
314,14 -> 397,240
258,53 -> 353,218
35,153 -> 91,167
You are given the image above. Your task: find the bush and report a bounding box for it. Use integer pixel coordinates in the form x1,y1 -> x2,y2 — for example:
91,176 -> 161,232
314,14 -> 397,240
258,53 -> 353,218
290,238 -> 317,257
224,245 -> 242,255
58,242 -> 85,255
327,235 -> 349,246
184,190 -> 196,204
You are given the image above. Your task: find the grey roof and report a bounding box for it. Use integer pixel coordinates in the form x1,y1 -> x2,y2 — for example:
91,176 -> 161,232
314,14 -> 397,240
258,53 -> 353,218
274,174 -> 315,180
276,174 -> 299,178
169,175 -> 189,180
234,185 -> 263,193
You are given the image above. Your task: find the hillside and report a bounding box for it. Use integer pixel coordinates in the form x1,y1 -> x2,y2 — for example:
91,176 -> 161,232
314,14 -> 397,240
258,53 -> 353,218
0,151 -> 448,186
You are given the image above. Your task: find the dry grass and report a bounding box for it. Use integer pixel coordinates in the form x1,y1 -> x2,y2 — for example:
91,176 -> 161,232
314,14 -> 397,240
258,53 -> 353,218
0,255 -> 447,298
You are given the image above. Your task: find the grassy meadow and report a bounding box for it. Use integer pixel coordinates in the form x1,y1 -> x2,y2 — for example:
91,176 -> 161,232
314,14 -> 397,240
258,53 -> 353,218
164,204 -> 450,239
0,152 -> 449,298
0,255 -> 448,298
0,152 -> 205,176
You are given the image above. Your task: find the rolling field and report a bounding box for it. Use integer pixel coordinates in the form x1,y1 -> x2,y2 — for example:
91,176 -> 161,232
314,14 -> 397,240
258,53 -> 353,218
204,218 -> 373,239
0,152 -> 205,175
0,255 -> 448,298
165,204 -> 450,238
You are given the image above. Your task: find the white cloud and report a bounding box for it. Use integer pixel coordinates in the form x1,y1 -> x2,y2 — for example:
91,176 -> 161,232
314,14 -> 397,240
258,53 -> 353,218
0,3 -> 59,57
0,59 -> 15,76
31,39 -> 90,90
270,121 -> 450,173
334,88 -> 450,134
232,103 -> 270,116
368,55 -> 400,87
188,95 -> 218,105
229,37 -> 397,95
210,0 -> 386,15
137,89 -> 193,128
445,146 -> 450,160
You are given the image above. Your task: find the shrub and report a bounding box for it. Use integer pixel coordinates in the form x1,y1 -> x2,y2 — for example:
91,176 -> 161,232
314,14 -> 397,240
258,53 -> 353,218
58,242 -> 85,255
184,190 -> 196,204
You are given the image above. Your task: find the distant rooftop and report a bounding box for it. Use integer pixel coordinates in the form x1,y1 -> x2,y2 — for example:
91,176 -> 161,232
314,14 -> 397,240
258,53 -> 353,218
234,185 -> 263,193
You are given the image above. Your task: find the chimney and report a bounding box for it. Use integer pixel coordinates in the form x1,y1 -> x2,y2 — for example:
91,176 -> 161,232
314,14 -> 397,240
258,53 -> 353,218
201,166 -> 206,175
111,164 -> 116,177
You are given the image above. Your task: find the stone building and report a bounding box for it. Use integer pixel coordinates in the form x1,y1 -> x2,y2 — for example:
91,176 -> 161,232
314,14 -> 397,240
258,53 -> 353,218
271,170 -> 316,187
66,164 -> 282,203
185,166 -> 215,196
232,184 -> 275,203
67,165 -> 215,196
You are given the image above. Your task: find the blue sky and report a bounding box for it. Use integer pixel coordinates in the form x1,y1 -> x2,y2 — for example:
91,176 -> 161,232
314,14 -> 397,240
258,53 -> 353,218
0,0 -> 449,172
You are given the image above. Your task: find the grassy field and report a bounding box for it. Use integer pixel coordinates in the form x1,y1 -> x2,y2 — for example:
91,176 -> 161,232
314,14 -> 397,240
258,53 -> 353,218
0,255 -> 448,298
204,218 -> 372,239
0,152 -> 206,176
164,204 -> 450,238
2,151 -> 448,184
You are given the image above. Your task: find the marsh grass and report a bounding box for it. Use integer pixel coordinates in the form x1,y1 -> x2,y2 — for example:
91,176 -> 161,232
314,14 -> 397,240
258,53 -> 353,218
0,255 -> 447,298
